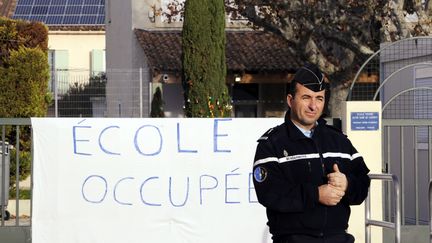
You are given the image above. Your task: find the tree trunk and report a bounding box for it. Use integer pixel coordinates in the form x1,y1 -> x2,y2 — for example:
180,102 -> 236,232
328,83 -> 350,119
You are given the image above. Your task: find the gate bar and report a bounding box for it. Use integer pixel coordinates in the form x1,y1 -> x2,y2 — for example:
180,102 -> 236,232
429,180 -> 432,243
366,174 -> 400,243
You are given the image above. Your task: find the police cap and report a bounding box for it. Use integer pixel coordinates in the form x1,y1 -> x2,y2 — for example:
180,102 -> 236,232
293,63 -> 325,92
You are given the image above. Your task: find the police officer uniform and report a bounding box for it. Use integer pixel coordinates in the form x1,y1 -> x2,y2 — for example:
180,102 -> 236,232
252,64 -> 370,243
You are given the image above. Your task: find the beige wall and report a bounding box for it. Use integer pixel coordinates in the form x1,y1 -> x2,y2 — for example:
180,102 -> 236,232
343,101 -> 383,243
48,31 -> 105,76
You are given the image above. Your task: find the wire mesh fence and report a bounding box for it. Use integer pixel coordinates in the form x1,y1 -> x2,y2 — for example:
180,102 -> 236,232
48,69 -> 152,118
349,36 -> 432,103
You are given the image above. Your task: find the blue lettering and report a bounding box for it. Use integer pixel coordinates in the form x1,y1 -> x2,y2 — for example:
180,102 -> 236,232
213,119 -> 231,153
177,122 -> 197,153
248,172 -> 258,203
99,125 -> 121,155
139,176 -> 161,206
73,121 -> 92,156
169,177 -> 190,207
134,125 -> 163,156
114,177 -> 134,205
225,168 -> 240,204
199,175 -> 218,205
82,175 -> 107,203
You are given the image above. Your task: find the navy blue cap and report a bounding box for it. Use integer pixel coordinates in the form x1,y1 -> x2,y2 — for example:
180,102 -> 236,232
293,63 -> 325,92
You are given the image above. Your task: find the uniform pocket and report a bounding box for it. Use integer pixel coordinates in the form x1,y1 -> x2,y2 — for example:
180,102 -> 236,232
286,160 -> 311,183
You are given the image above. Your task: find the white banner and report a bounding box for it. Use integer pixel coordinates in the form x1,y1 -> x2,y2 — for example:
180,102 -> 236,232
31,118 -> 281,243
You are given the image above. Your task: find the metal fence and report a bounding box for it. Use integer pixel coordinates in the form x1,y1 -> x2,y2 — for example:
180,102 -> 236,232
348,36 -> 432,102
49,70 -> 107,117
48,69 -> 153,118
429,180 -> 432,243
383,120 -> 432,226
0,118 -> 31,227
365,174 -> 401,243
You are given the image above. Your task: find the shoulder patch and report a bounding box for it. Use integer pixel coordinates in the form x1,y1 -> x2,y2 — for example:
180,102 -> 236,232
257,127 -> 276,142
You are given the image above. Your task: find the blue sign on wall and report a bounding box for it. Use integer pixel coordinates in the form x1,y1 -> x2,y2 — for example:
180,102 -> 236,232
351,112 -> 379,131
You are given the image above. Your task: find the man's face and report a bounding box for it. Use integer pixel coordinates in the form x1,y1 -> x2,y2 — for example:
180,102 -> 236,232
287,83 -> 325,130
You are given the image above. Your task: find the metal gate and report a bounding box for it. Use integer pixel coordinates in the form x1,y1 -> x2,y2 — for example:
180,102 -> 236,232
382,119 -> 432,226
346,36 -> 432,242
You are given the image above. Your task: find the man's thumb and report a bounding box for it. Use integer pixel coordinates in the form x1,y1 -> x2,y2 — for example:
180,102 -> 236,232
333,163 -> 340,172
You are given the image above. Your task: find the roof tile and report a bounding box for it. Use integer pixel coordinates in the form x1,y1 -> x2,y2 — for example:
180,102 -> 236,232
134,29 -> 301,73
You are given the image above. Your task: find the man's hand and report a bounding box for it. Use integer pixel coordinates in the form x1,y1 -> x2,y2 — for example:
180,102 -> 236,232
318,184 -> 345,206
327,164 -> 348,192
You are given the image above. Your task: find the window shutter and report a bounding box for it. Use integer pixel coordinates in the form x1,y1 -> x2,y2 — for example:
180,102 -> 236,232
54,50 -> 69,94
91,49 -> 106,76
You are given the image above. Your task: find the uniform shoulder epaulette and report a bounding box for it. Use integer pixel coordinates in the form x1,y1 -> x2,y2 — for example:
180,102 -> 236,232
257,127 -> 277,142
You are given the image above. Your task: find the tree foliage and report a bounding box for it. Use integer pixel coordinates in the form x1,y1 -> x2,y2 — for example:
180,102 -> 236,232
0,18 -> 49,191
225,0 -> 432,115
0,18 -> 50,118
0,46 -> 50,117
182,0 -> 232,117
0,17 -> 48,67
168,0 -> 432,116
226,0 -> 431,79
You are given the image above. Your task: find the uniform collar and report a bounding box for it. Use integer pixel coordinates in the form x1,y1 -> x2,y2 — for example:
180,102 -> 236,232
284,111 -> 326,140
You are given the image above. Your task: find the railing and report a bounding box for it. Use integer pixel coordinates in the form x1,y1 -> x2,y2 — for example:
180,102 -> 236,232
365,174 -> 401,243
382,120 -> 432,225
429,180 -> 432,243
0,118 -> 32,227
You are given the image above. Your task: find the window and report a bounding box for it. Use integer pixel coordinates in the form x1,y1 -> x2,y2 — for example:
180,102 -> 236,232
48,50 -> 69,95
91,49 -> 106,76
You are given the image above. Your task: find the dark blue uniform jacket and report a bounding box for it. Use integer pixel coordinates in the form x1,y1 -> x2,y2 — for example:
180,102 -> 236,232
253,114 -> 370,239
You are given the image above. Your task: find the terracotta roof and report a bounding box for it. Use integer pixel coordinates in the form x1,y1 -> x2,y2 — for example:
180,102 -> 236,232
134,29 -> 301,74
48,25 -> 105,31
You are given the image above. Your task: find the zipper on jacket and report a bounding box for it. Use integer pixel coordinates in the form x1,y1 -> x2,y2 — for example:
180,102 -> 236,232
312,138 -> 327,235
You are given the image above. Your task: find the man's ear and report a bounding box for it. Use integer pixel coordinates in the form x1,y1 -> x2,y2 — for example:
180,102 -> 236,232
287,94 -> 293,108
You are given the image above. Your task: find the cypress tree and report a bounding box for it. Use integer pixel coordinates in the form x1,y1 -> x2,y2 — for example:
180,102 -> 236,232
182,0 -> 232,117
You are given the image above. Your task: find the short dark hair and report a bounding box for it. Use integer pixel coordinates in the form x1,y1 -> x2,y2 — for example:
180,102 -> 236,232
288,79 -> 299,97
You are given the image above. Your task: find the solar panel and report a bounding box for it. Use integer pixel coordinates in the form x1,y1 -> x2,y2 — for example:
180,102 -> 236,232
84,0 -> 101,4
98,6 -> 104,15
14,6 -> 31,15
32,6 -> 49,15
69,0 -> 84,5
48,6 -> 65,15
12,0 -> 105,26
96,15 -> 104,24
64,15 -> 80,24
65,5 -> 82,14
34,0 -> 51,4
51,0 -> 67,4
80,15 -> 96,24
82,6 -> 98,15
46,15 -> 63,24
19,0 -> 33,5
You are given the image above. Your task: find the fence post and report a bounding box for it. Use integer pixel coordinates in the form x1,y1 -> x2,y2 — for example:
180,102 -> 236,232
54,70 -> 58,117
140,67 -> 143,118
365,174 -> 400,243
429,180 -> 432,243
